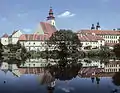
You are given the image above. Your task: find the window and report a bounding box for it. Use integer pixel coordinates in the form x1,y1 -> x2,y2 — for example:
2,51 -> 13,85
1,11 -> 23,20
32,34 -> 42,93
33,64 -> 35,67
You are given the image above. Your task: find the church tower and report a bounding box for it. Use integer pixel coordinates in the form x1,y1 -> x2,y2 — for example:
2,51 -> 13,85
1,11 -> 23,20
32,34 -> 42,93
46,7 -> 56,27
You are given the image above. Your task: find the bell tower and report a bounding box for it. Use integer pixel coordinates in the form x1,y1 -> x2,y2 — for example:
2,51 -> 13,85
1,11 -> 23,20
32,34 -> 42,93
46,7 -> 56,27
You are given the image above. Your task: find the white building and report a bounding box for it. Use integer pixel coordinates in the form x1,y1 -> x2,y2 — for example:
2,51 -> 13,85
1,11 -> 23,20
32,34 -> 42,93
1,30 -> 23,45
78,34 -> 105,50
81,58 -> 105,68
77,23 -> 120,49
104,60 -> 120,72
9,30 -> 23,44
1,34 -> 9,45
19,22 -> 56,51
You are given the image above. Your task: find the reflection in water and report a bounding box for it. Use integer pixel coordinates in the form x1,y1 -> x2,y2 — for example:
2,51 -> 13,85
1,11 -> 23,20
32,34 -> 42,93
112,72 -> 120,86
91,77 -> 95,83
47,63 -> 82,81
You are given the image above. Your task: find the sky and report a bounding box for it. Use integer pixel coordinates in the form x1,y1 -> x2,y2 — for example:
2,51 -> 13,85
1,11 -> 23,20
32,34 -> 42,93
0,0 -> 120,36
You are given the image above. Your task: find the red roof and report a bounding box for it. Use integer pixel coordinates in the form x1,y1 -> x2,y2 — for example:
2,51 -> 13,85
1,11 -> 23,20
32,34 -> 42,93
78,30 -> 120,35
19,22 -> 56,41
78,34 -> 104,42
105,43 -> 117,47
2,33 -> 9,38
19,34 -> 49,41
40,22 -> 56,36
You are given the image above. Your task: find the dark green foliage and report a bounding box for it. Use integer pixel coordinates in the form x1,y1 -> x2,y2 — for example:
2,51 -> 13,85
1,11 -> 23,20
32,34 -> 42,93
0,41 -> 3,60
87,46 -> 112,57
1,41 -> 30,67
45,29 -> 82,67
113,43 -> 120,57
112,72 -> 120,86
46,63 -> 82,80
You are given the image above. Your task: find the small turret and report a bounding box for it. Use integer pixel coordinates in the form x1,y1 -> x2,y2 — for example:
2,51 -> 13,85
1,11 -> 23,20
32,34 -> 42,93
96,22 -> 101,30
91,24 -> 95,30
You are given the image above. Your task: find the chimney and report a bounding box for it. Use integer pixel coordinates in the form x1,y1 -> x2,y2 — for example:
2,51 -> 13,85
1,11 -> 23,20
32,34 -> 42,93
91,24 -> 95,30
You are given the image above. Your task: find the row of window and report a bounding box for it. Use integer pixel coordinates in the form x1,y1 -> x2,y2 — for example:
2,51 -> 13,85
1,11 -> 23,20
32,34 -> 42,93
106,40 -> 118,43
106,64 -> 119,67
22,42 -> 45,46
105,69 -> 118,72
22,63 -> 47,67
101,35 -> 118,39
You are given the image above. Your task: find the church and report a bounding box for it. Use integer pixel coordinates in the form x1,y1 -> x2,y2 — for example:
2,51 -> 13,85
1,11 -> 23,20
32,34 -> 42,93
1,7 -> 57,52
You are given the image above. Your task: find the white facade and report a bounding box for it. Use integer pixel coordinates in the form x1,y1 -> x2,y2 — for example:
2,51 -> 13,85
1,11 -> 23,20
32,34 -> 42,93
9,30 -> 23,44
1,37 -> 9,45
1,30 -> 23,45
81,59 -> 105,68
19,40 -> 47,51
101,35 -> 120,44
104,61 -> 120,72
81,40 -> 105,50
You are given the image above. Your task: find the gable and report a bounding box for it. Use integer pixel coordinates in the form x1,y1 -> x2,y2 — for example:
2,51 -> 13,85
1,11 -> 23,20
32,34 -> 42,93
11,30 -> 23,38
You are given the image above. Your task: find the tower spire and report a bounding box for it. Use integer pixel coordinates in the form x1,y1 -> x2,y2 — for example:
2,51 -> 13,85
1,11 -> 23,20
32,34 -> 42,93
47,7 -> 55,21
46,7 -> 56,27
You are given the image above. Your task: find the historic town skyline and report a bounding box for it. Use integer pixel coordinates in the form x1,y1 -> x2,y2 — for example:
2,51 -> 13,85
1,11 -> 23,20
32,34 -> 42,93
0,0 -> 120,36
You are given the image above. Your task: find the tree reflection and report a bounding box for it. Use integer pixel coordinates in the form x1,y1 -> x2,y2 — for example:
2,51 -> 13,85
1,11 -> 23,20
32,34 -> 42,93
112,72 -> 120,86
46,63 -> 82,81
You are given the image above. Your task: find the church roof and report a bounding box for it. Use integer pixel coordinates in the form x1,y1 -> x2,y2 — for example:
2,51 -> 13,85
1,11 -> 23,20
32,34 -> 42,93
2,33 -> 9,38
19,34 -> 49,41
19,22 -> 57,41
40,22 -> 56,35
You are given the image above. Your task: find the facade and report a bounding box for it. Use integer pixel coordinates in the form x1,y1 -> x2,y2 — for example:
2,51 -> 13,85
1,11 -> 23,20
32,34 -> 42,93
78,34 -> 105,50
104,61 -> 120,72
81,58 -> 105,68
1,30 -> 23,45
19,22 -> 56,51
1,34 -> 9,45
77,23 -> 120,49
9,30 -> 23,44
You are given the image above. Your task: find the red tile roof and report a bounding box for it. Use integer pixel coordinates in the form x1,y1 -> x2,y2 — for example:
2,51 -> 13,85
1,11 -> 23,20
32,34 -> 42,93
2,33 -> 9,38
78,34 -> 104,42
105,43 -> 117,47
78,30 -> 120,35
19,22 -> 57,41
40,22 -> 56,36
19,34 -> 49,41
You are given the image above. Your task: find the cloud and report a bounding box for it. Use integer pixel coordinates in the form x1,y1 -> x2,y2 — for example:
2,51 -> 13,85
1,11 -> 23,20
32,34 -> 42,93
57,11 -> 76,18
23,28 -> 32,33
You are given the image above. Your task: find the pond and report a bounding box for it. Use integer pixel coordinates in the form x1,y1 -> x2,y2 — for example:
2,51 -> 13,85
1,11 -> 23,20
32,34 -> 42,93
0,70 -> 120,93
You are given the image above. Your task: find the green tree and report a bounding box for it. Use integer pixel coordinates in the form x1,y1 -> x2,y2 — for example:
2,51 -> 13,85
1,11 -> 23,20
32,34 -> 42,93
112,72 -> 120,86
46,29 -> 82,67
2,41 -> 31,67
0,41 -> 3,60
113,43 -> 120,57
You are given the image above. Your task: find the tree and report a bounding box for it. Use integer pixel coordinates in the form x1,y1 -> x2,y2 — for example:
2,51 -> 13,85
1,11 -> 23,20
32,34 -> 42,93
113,43 -> 120,58
46,29 -> 82,67
0,41 -> 3,60
112,72 -> 120,86
2,41 -> 31,67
